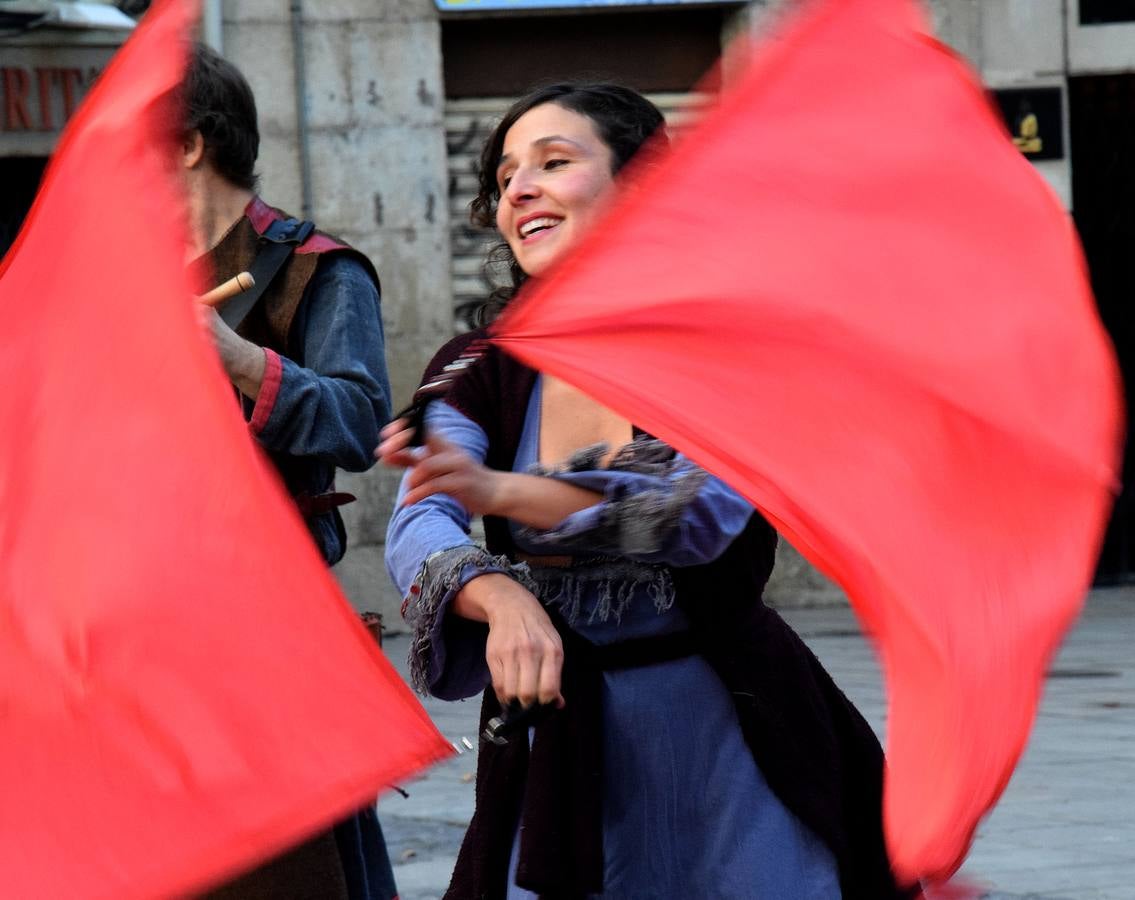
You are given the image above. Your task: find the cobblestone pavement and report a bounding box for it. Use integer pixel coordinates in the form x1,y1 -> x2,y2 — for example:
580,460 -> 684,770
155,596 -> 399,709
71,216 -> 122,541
377,589 -> 1135,899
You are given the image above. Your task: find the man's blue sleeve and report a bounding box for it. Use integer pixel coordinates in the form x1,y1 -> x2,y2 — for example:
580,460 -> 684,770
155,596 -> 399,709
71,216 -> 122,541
247,253 -> 391,471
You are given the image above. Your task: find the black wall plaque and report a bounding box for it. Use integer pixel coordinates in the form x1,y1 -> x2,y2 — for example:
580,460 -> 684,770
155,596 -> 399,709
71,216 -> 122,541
1080,0 -> 1135,24
993,87 -> 1064,161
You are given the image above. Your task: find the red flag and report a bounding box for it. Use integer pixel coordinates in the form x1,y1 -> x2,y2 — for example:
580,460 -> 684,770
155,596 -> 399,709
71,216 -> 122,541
0,1 -> 449,896
492,0 -> 1122,884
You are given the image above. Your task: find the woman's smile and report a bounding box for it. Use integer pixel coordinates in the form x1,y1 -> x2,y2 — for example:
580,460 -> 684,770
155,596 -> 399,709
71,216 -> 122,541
516,214 -> 564,241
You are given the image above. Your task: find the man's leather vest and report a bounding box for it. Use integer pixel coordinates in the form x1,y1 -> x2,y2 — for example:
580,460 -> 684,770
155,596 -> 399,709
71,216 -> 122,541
190,196 -> 379,357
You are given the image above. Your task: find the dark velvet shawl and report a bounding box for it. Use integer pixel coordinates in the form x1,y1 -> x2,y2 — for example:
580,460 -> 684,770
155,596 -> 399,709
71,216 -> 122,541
424,329 -> 911,900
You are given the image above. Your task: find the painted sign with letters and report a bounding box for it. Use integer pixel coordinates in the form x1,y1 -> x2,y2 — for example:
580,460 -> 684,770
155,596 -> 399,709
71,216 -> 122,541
0,45 -> 115,156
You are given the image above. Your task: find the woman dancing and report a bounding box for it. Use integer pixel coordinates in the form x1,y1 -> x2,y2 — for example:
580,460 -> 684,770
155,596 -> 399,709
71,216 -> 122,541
381,82 -> 912,900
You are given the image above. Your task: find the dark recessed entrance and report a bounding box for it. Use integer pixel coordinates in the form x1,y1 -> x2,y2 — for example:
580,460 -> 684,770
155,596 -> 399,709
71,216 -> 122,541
441,7 -> 730,98
0,155 -> 48,260
1070,75 -> 1135,582
1079,0 -> 1135,25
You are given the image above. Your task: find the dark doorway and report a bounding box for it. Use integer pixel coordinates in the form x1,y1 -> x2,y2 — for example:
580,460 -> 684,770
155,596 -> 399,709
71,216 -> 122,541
442,7 -> 730,98
0,156 -> 48,260
1079,0 -> 1135,25
1070,75 -> 1135,582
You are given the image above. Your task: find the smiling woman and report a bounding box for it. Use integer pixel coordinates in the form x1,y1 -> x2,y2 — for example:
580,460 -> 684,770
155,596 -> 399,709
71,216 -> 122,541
380,83 -> 911,900
467,83 -> 668,323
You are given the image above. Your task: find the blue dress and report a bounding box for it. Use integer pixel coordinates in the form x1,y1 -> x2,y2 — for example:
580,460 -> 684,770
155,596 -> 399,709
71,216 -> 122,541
386,379 -> 841,899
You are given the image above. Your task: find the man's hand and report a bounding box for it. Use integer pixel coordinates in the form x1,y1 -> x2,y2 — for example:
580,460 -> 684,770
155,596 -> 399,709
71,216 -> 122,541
198,305 -> 266,400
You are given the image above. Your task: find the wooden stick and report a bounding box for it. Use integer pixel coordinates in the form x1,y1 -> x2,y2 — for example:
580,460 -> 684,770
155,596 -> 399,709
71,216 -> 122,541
196,271 -> 255,308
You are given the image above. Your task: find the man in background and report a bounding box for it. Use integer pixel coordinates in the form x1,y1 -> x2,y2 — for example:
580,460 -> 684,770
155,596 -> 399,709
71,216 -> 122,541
182,43 -> 398,900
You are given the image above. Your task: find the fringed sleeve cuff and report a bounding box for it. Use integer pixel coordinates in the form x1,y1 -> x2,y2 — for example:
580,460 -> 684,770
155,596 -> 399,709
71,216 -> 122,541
404,545 -> 537,698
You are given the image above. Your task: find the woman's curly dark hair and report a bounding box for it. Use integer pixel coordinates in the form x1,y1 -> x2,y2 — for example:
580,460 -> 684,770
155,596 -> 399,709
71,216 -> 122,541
469,83 -> 668,324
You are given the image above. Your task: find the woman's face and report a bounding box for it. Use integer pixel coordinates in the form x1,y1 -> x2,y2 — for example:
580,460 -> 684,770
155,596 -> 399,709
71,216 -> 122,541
495,102 -> 618,279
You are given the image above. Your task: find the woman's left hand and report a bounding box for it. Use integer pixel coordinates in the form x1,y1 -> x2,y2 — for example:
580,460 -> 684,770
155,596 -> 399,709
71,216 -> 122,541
400,432 -> 504,514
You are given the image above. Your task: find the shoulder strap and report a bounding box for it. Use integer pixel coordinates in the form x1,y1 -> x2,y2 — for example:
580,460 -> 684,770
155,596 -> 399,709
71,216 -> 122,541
220,217 -> 316,331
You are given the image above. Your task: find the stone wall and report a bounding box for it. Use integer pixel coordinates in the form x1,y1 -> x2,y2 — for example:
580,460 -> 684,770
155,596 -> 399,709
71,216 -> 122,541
217,0 -> 1096,620
932,0 -> 1071,205
222,0 -> 453,624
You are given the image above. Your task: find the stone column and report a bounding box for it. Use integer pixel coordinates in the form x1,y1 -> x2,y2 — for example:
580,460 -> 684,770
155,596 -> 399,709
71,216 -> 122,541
223,0 -> 453,627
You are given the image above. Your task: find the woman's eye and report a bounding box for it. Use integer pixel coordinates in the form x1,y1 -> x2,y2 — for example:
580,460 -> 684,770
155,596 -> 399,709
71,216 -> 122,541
545,158 -> 569,170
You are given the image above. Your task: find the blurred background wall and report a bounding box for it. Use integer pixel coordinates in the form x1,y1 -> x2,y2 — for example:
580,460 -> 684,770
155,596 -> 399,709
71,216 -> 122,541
3,0 -> 1133,620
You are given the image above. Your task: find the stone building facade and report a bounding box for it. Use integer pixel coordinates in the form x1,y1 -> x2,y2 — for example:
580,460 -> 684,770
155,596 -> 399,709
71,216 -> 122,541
219,0 -> 1135,615
3,0 -> 1134,621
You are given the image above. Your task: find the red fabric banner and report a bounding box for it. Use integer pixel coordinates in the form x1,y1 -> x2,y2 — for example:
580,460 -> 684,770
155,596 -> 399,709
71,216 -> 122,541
0,1 -> 449,896
492,0 -> 1122,884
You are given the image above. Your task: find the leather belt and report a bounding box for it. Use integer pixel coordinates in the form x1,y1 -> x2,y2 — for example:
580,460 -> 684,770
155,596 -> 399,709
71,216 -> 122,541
515,552 -> 575,568
294,491 -> 356,517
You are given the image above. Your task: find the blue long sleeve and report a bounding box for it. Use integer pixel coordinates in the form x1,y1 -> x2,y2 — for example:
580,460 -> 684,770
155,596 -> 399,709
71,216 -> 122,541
516,458 -> 754,566
250,254 -> 391,471
386,402 -> 528,699
385,402 -> 487,595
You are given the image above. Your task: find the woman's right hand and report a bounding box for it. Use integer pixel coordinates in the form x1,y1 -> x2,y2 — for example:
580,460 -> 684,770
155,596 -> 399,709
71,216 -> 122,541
376,416 -> 420,469
456,573 -> 565,710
